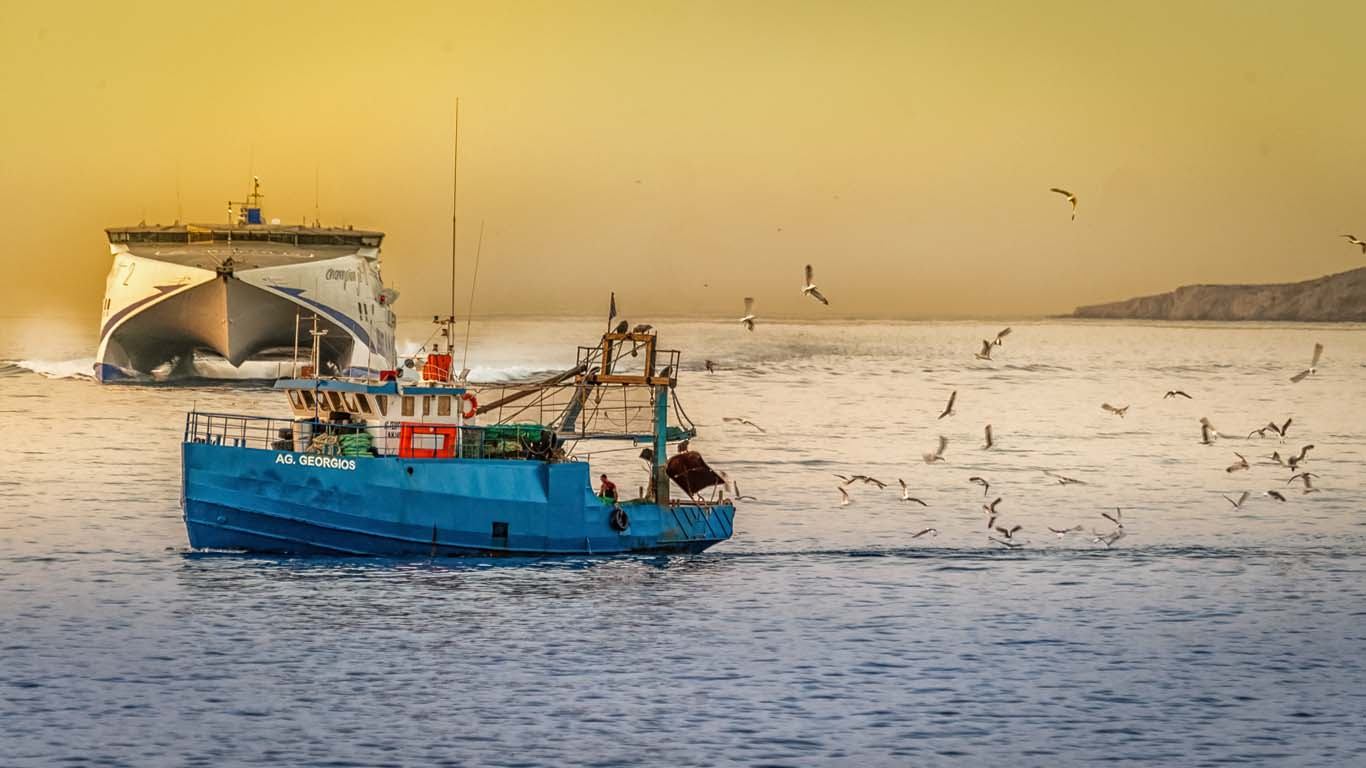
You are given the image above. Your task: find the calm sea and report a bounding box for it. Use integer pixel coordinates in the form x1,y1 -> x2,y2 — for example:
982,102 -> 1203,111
2,316 -> 1364,767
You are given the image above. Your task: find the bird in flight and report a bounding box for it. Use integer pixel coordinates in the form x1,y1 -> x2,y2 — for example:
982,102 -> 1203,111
1250,417 -> 1293,440
1289,343 -> 1323,383
1101,508 -> 1124,528
994,524 -> 1023,540
801,265 -> 829,305
739,297 -> 757,332
731,482 -> 757,502
897,479 -> 929,505
1287,444 -> 1314,470
1101,403 -> 1130,418
1223,491 -> 1250,509
1264,490 -> 1287,502
1288,472 -> 1320,494
722,417 -> 765,433
1050,187 -> 1078,220
983,497 -> 1003,530
1226,452 -> 1250,473
992,327 -> 1012,346
1093,528 -> 1127,548
922,435 -> 949,464
1200,417 -> 1222,445
838,486 -> 851,507
1342,234 -> 1366,253
910,527 -> 939,539
1164,390 -> 1193,400
1044,470 -> 1086,485
975,340 -> 994,361
1049,525 -> 1083,538
983,424 -> 994,450
938,390 -> 957,420
969,476 -> 990,497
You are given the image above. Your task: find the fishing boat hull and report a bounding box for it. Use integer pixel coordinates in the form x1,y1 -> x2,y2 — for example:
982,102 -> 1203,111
181,443 -> 734,556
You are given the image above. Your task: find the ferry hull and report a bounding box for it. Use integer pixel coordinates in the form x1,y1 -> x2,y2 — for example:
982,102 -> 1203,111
181,443 -> 734,556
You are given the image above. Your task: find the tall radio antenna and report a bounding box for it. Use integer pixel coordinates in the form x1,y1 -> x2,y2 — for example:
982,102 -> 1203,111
450,97 -> 461,326
461,220 -> 485,372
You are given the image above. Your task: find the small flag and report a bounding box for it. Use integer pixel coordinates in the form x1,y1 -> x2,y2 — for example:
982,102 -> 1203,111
608,292 -> 617,323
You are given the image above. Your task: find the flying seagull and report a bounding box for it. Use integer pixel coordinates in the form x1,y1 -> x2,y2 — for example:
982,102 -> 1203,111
1342,234 -> 1366,253
1164,390 -> 1193,400
838,486 -> 851,507
1223,491 -> 1250,509
1049,525 -> 1083,538
1287,444 -> 1314,470
922,435 -> 949,463
975,340 -> 993,361
983,497 -> 1003,516
897,479 -> 929,505
732,482 -> 757,502
910,527 -> 939,539
1289,343 -> 1323,383
968,476 -> 990,496
1050,187 -> 1078,220
1093,528 -> 1127,548
983,424 -> 994,450
722,417 -> 766,433
1101,403 -> 1130,418
739,297 -> 757,331
801,265 -> 829,306
994,524 -> 1023,540
938,390 -> 957,420
992,327 -> 1012,346
1264,490 -> 1287,502
1044,470 -> 1086,485
1200,417 -> 1221,445
1226,452 -> 1250,473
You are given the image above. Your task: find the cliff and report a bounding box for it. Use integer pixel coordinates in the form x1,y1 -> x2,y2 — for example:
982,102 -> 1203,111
1071,267 -> 1366,322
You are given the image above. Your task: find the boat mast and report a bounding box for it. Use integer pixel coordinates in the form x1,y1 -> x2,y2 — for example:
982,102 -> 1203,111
447,97 -> 461,351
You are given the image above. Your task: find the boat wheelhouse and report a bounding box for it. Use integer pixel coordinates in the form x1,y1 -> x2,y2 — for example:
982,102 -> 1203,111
180,326 -> 736,556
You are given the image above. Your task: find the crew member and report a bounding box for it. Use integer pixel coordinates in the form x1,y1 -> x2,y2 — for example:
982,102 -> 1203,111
598,473 -> 619,503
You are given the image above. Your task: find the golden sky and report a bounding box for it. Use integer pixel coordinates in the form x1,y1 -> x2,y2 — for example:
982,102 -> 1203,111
2,0 -> 1363,321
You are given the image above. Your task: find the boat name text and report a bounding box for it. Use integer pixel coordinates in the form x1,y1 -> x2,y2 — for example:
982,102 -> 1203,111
325,269 -> 358,282
275,453 -> 356,471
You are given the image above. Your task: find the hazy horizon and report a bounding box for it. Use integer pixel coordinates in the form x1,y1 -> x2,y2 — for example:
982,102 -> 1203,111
3,1 -> 1364,322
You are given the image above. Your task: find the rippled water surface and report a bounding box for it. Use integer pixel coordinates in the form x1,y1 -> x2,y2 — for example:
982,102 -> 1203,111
2,317 -> 1365,766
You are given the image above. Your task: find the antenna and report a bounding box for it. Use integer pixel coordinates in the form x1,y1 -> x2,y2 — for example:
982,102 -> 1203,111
450,97 -> 460,324
461,220 -> 485,373
313,164 -> 320,227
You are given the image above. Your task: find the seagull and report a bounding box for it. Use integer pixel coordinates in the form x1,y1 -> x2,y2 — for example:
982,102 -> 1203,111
937,390 -> 957,420
982,424 -> 994,450
1264,490 -> 1287,502
722,417 -> 765,433
631,323 -> 653,334
975,340 -> 993,361
1287,472 -> 1319,487
910,527 -> 939,539
614,320 -> 630,334
838,486 -> 851,507
983,497 -> 1003,516
922,435 -> 949,463
992,327 -> 1012,346
1252,418 -> 1292,440
968,476 -> 990,496
801,264 -> 829,305
1093,528 -> 1127,548
1050,187 -> 1078,220
1049,525 -> 1084,538
704,359 -> 716,374
1267,451 -> 1285,466
732,482 -> 757,502
1287,444 -> 1314,470
1100,508 -> 1124,528
739,297 -> 757,331
1226,452 -> 1250,473
897,479 -> 928,505
1200,417 -> 1222,445
1342,234 -> 1366,253
1101,403 -> 1130,418
1044,470 -> 1086,485
1289,343 -> 1323,383
852,475 -> 888,489
995,524 -> 1023,539
1164,390 -> 1193,400
1223,491 -> 1250,509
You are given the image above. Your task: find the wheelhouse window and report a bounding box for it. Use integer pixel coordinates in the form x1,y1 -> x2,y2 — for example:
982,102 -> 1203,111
301,390 -> 316,409
401,396 -> 414,417
356,394 -> 372,414
437,396 -> 452,416
376,396 -> 389,417
422,396 -> 433,416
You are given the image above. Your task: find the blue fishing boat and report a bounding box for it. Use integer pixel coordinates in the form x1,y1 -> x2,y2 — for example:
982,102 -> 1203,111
181,323 -> 736,556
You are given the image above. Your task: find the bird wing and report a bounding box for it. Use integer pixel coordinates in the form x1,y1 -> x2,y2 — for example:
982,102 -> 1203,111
984,425 -> 993,447
804,264 -> 814,286
996,327 -> 1012,342
1310,343 -> 1323,368
911,527 -> 935,538
898,478 -> 907,491
994,526 -> 1011,537
1177,391 -> 1191,399
907,498 -> 928,507
1281,418 -> 1292,436
1237,491 -> 1249,506
1102,403 -> 1116,413
744,296 -> 754,314
1101,511 -> 1120,525
979,340 -> 992,356
1289,369 -> 1310,383
1050,187 -> 1072,197
809,288 -> 829,305
1009,525 -> 1022,535
838,486 -> 849,501
936,435 -> 948,455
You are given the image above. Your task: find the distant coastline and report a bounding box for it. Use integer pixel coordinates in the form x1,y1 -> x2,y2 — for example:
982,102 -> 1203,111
1072,267 -> 1366,322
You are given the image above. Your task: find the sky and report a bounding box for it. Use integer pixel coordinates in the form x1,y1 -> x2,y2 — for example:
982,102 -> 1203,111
1,0 -> 1364,322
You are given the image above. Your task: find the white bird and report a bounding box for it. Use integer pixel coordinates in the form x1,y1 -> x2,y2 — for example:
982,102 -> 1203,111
1223,491 -> 1250,509
1050,187 -> 1078,220
1044,470 -> 1086,486
1289,343 -> 1323,383
994,523 -> 1023,539
1342,234 -> 1366,254
1287,444 -> 1315,470
1164,390 -> 1193,400
801,264 -> 829,306
739,297 -> 757,331
897,479 -> 928,506
937,390 -> 957,420
975,340 -> 993,361
992,327 -> 1012,346
1226,452 -> 1250,473
838,486 -> 851,506
910,527 -> 938,539
983,497 -> 1003,516
1093,528 -> 1127,548
982,424 -> 994,450
722,417 -> 766,433
968,476 -> 990,496
1200,417 -> 1221,445
1049,525 -> 1083,538
1101,403 -> 1129,418
922,435 -> 948,464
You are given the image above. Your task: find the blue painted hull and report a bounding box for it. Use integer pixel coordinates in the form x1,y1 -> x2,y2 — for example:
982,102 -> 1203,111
181,443 -> 734,556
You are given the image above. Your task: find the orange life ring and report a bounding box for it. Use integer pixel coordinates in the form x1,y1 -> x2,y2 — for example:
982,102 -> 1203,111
461,392 -> 478,419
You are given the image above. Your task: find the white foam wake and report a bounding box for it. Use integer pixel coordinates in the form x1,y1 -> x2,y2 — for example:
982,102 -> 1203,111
4,358 -> 97,380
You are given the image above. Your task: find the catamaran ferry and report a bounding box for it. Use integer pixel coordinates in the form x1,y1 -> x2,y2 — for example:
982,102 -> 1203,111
180,323 -> 737,556
96,178 -> 398,382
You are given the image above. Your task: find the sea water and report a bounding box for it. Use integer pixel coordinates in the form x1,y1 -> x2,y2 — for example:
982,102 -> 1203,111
2,316 -> 1364,766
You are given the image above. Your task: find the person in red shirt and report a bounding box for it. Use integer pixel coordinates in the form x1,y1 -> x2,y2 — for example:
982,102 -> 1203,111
598,474 -> 618,503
